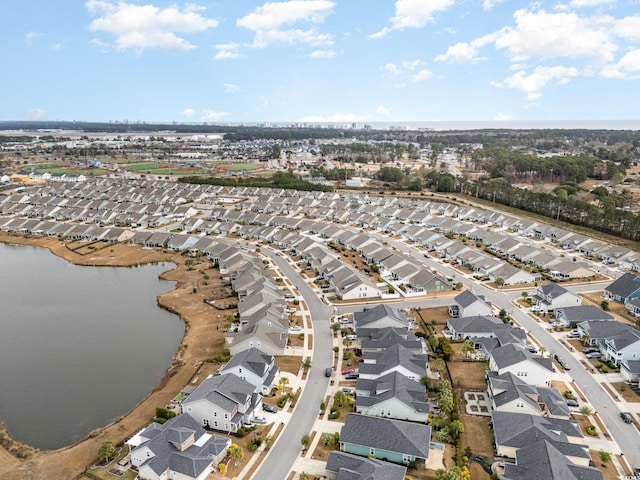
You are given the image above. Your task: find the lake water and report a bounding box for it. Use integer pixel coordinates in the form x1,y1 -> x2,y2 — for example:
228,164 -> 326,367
0,242 -> 184,450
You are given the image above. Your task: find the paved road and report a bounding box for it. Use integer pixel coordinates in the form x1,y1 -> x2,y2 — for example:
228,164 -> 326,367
251,252 -> 334,480
391,239 -> 640,469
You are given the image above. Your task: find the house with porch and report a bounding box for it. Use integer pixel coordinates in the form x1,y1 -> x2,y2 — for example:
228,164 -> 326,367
128,413 -> 231,480
448,290 -> 493,318
605,273 -> 640,303
218,347 -> 280,395
533,284 -> 581,313
488,344 -> 553,387
340,414 -> 431,467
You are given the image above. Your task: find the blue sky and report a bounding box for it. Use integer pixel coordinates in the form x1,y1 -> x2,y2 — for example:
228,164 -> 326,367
1,0 -> 639,124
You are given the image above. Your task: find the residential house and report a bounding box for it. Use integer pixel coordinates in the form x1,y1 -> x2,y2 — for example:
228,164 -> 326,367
218,347 -> 280,395
444,315 -> 505,341
180,373 -> 261,433
448,290 -> 493,318
488,344 -> 553,387
128,414 -> 231,480
492,411 -> 590,465
325,451 -> 407,480
533,284 -> 581,313
359,327 -> 426,355
355,371 -> 430,423
354,305 -> 411,333
501,440 -> 602,480
621,360 -> 640,385
605,273 -> 640,303
225,321 -> 288,356
359,344 -> 428,382
576,321 -> 640,366
340,414 -> 431,467
554,306 -> 614,327
487,372 -> 570,418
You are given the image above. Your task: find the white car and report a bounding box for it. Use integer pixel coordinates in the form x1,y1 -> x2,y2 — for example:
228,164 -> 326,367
338,317 -> 352,324
290,325 -> 302,331
252,416 -> 267,424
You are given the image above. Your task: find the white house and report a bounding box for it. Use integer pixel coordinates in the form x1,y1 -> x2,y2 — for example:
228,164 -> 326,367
219,347 -> 280,395
533,284 -> 581,312
488,344 -> 553,387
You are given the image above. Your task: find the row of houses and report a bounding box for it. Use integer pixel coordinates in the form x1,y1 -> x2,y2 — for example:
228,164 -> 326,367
442,298 -> 603,480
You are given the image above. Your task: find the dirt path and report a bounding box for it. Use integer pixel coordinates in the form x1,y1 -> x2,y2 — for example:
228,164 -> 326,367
0,233 -> 230,480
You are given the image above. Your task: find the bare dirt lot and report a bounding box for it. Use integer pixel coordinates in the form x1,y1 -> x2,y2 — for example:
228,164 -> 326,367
0,233 -> 235,480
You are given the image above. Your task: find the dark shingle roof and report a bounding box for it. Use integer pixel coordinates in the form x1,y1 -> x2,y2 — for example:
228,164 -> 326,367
326,451 -> 407,480
341,414 -> 431,460
356,371 -> 429,413
605,272 -> 640,298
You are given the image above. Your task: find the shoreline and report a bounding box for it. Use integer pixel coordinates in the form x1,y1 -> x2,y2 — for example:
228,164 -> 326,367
0,233 -> 223,480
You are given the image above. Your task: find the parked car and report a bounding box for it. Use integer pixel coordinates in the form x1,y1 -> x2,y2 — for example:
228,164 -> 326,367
566,331 -> 580,339
530,305 -> 543,313
341,387 -> 355,396
566,399 -> 579,407
252,416 -> 267,424
341,368 -> 355,375
290,325 -> 301,331
526,344 -> 538,354
262,404 -> 278,413
325,367 -> 332,377
345,372 -> 359,380
582,347 -> 599,354
620,412 -> 633,424
338,317 -> 352,324
585,352 -> 602,359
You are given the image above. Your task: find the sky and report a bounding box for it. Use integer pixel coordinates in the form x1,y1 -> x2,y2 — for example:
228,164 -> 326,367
1,0 -> 640,124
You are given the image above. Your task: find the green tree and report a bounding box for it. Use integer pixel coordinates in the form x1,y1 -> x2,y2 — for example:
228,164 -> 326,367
599,450 -> 611,464
496,277 -> 505,290
228,443 -> 243,465
333,390 -> 347,408
420,374 -> 430,391
343,336 -> 353,348
330,322 -> 341,335
300,358 -> 312,371
461,339 -> 475,358
435,466 -> 465,480
435,426 -> 451,443
263,435 -> 274,450
600,299 -> 609,311
98,441 -> 115,464
301,433 -> 311,450
449,420 -> 464,440
579,406 -> 593,416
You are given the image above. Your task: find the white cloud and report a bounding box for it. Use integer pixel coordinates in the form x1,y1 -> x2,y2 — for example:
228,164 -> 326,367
201,109 -> 229,121
435,33 -> 495,63
493,112 -> 511,121
492,65 -> 580,99
224,83 -> 239,93
569,0 -> 614,7
25,31 -> 43,45
182,108 -> 196,117
23,108 -> 47,120
376,106 -> 391,116
383,63 -> 401,75
371,0 -> 456,38
600,49 -> 640,78
309,49 -> 336,58
86,1 -> 218,53
483,0 -> 506,11
51,43 -> 62,50
214,43 -> 245,60
237,0 -> 335,49
612,15 -> 640,41
401,60 -> 424,70
493,9 -> 617,63
411,69 -> 433,81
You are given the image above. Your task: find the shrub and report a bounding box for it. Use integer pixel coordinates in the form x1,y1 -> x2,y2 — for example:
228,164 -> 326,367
236,428 -> 245,438
586,425 -> 597,436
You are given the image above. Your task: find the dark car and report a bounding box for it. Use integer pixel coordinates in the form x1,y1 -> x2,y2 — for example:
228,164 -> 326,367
262,403 -> 277,413
325,367 -> 332,377
620,412 -> 633,424
345,372 -> 359,380
566,399 -> 579,407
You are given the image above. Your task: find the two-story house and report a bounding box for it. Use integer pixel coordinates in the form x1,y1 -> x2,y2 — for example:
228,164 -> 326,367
219,347 -> 280,395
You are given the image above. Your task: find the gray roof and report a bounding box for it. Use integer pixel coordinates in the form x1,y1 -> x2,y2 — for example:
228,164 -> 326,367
492,411 -> 588,460
354,304 -> 409,329
220,347 -> 275,378
605,272 -> 640,298
537,283 -> 572,299
359,327 -> 424,352
453,290 -> 489,309
490,344 -> 553,372
502,440 -> 602,480
555,306 -> 614,323
133,414 -> 230,478
182,373 -> 256,414
341,414 -> 431,460
356,371 -> 429,413
488,372 -> 569,417
326,451 -> 407,480
359,344 -> 428,378
578,321 -> 640,349
448,315 -> 504,335
622,359 -> 640,374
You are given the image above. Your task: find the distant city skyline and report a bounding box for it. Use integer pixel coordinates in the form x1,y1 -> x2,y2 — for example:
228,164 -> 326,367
2,0 -> 640,124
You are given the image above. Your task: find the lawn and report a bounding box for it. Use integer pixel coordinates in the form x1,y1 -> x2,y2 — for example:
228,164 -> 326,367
610,382 -> 640,402
447,361 -> 489,390
226,163 -> 262,171
415,306 -> 450,335
589,450 -> 621,480
274,355 -> 304,376
459,415 -> 495,457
